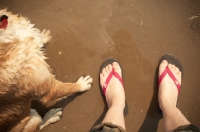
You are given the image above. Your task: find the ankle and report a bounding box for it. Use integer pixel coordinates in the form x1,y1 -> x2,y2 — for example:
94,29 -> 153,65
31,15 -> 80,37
159,98 -> 176,112
109,97 -> 125,108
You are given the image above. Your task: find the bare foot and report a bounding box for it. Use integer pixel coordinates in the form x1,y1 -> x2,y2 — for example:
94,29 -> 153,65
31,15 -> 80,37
100,62 -> 125,108
158,60 -> 181,111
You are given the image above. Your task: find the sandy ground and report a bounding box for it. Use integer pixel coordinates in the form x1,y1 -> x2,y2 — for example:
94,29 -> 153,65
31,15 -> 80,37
1,0 -> 200,132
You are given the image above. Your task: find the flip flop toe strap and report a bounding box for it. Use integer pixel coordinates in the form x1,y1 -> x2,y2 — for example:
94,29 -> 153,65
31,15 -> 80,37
102,68 -> 124,95
102,69 -> 114,94
158,66 -> 181,94
113,71 -> 124,87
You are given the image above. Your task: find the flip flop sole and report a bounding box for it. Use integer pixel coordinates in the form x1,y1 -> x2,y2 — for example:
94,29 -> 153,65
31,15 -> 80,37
100,58 -> 128,116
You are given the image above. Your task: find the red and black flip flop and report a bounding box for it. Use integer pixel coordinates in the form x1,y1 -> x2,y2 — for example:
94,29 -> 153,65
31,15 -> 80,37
158,54 -> 183,104
100,58 -> 124,95
100,58 -> 128,115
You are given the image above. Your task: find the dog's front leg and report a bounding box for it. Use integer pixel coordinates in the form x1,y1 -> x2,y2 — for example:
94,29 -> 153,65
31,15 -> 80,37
40,76 -> 93,102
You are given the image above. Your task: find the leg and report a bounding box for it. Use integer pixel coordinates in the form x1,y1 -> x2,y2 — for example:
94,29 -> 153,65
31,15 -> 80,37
100,62 -> 126,129
158,60 -> 190,132
40,76 -> 93,102
24,109 -> 42,132
24,108 -> 63,131
40,108 -> 62,130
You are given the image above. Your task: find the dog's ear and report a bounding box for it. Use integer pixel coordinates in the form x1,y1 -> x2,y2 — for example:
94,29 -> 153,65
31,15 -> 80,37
0,15 -> 8,21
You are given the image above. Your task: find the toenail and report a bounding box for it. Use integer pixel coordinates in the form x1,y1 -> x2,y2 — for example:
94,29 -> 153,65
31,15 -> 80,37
162,60 -> 167,64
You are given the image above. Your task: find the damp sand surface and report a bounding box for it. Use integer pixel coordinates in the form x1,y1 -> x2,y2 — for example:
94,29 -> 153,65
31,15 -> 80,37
1,0 -> 200,132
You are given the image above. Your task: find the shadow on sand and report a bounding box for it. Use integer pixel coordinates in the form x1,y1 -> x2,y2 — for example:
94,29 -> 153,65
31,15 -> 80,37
31,92 -> 85,118
138,66 -> 163,132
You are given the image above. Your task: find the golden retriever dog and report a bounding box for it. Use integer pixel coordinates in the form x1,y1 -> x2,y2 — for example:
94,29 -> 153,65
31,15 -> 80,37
0,8 -> 93,132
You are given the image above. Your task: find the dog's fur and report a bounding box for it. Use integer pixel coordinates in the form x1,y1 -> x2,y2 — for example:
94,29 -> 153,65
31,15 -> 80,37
0,8 -> 93,132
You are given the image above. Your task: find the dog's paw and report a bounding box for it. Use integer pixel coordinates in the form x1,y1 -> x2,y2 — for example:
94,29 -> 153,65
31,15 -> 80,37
42,108 -> 62,123
41,29 -> 52,47
76,75 -> 93,92
40,108 -> 62,130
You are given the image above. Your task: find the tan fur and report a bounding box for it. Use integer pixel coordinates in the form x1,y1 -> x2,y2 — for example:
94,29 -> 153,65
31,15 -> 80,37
0,8 -> 92,132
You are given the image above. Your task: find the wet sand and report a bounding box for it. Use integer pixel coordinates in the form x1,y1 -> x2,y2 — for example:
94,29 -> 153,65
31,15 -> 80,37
1,0 -> 200,131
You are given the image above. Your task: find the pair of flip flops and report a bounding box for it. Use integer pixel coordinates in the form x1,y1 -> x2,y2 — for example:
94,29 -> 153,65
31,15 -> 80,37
100,54 -> 182,114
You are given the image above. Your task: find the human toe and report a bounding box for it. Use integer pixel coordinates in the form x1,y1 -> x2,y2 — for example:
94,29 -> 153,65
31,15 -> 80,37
107,64 -> 113,72
102,68 -> 107,76
168,64 -> 179,74
112,62 -> 119,68
159,60 -> 168,75
112,62 -> 121,73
